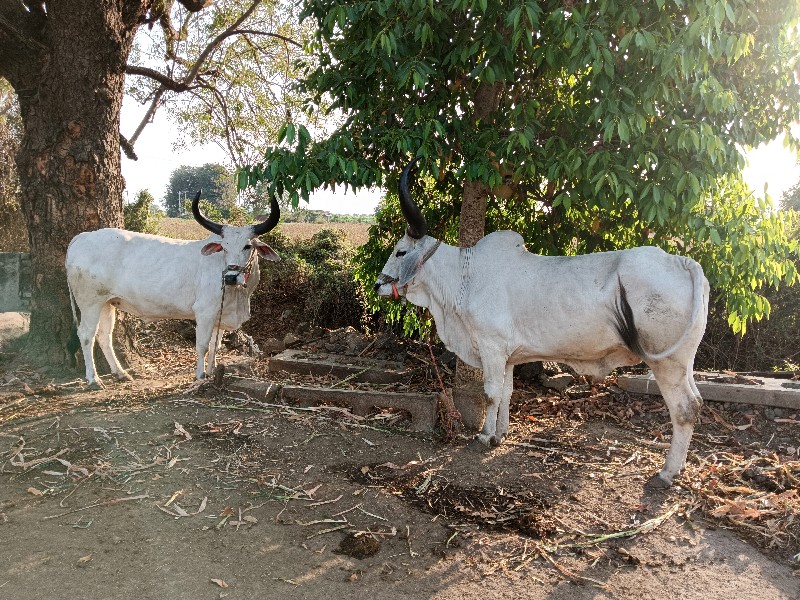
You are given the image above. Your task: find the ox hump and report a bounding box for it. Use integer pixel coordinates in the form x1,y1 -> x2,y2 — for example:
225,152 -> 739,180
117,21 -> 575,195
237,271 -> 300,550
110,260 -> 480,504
476,230 -> 527,253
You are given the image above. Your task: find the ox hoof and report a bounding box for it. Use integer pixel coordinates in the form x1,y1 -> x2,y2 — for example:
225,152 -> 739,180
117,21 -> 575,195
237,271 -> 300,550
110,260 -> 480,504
467,435 -> 492,452
490,434 -> 506,447
88,381 -> 105,391
467,438 -> 486,452
645,473 -> 673,490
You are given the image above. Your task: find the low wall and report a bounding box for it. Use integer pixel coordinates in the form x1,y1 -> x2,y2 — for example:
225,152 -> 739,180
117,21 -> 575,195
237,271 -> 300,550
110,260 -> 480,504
0,252 -> 31,312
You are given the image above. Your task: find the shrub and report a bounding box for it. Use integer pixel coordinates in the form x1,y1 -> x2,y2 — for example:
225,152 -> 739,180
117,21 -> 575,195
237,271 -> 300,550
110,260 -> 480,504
697,209 -> 799,371
124,190 -> 162,234
245,228 -> 371,339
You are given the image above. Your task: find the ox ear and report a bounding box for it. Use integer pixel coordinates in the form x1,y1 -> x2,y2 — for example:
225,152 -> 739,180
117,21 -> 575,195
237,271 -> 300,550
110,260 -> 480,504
253,240 -> 280,262
201,242 -> 223,256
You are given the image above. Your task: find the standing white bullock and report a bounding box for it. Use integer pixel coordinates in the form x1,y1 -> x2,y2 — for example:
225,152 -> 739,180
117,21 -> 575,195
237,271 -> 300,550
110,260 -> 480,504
66,192 -> 280,389
375,162 -> 709,488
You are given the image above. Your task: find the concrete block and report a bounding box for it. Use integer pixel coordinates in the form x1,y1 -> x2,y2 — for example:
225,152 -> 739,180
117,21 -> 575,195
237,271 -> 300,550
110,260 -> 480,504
226,376 -> 280,402
617,372 -> 800,410
281,384 -> 438,432
268,349 -> 408,384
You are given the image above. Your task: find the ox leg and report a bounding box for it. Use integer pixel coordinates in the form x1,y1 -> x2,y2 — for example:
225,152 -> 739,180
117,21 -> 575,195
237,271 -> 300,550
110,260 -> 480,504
494,364 -> 514,443
76,303 -> 103,389
475,357 -> 511,447
647,362 -> 702,488
205,327 -> 223,377
194,318 -> 215,380
95,304 -> 132,382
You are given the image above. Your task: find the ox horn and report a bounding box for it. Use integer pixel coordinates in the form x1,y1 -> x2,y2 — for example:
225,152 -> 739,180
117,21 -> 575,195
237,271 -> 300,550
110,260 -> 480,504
399,159 -> 427,239
191,190 -> 224,235
252,193 -> 281,236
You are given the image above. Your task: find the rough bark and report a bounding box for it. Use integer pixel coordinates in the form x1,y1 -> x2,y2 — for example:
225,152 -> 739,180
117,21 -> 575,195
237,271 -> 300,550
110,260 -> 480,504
452,81 -> 504,431
0,2 -> 147,371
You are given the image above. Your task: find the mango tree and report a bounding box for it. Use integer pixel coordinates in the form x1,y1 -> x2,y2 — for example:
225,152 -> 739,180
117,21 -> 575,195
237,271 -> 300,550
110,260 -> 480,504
243,0 -> 800,425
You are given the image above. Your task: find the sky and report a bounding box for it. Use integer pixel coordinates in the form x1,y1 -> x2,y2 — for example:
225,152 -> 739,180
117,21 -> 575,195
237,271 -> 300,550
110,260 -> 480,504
120,96 -> 382,215
121,95 -> 800,215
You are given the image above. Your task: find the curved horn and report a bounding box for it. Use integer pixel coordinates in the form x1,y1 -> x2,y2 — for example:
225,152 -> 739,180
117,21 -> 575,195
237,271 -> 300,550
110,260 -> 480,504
399,159 -> 427,239
191,190 -> 224,235
252,193 -> 281,236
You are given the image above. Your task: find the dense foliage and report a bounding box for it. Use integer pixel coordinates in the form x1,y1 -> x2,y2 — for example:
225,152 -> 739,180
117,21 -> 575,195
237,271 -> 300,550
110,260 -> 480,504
243,0 -> 800,334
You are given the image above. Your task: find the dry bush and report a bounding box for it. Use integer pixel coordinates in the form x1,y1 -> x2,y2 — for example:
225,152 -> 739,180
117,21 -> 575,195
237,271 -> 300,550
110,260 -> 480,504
245,229 -> 370,341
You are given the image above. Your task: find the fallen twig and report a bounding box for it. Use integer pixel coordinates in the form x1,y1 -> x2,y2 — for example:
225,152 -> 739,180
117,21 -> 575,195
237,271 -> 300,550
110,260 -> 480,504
536,545 -> 609,589
569,503 -> 681,548
331,368 -> 371,389
44,494 -> 150,520
306,524 -> 349,539
10,448 -> 69,470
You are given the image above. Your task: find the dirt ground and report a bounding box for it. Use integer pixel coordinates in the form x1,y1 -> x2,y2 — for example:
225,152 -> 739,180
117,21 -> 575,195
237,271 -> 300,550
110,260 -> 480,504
1,337 -> 799,600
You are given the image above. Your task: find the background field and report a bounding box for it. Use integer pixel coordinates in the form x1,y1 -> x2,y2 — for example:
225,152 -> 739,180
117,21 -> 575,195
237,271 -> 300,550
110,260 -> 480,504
158,217 -> 372,247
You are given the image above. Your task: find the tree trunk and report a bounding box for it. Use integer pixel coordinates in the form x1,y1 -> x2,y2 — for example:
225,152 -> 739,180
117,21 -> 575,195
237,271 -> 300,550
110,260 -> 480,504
452,81 -> 504,431
11,5 -> 142,372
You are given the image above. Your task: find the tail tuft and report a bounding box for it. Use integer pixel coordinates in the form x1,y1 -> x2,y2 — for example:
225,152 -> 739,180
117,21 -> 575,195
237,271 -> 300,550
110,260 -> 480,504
612,277 -> 646,358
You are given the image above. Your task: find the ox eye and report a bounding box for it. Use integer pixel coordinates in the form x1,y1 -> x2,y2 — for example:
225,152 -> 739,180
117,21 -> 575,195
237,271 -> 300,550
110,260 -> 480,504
395,251 -> 407,257
244,244 -> 252,250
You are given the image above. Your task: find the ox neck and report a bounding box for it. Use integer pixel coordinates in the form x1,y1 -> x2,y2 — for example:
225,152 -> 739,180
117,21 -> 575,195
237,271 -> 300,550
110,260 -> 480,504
419,238 -> 442,266
406,240 -> 459,309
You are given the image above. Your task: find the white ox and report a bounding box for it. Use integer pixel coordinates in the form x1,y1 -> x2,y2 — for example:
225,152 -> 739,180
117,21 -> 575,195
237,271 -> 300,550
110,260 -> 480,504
375,162 -> 709,488
66,192 -> 280,389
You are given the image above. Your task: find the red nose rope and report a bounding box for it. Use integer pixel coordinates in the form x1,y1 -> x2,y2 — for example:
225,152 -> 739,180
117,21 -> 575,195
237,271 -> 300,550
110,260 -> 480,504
427,331 -> 462,439
391,282 -> 400,300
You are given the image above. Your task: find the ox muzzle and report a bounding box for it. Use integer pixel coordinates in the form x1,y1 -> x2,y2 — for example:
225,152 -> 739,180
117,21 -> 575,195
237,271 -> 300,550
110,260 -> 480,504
374,274 -> 403,300
224,265 -> 249,286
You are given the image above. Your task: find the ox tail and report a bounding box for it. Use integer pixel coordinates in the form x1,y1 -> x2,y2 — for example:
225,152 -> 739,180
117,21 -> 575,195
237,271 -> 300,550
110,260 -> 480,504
612,259 -> 708,363
67,278 -> 79,329
65,278 -> 83,362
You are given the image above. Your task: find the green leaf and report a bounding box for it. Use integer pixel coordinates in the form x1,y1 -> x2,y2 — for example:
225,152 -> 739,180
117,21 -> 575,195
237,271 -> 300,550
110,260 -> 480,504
617,119 -> 629,143
236,169 -> 249,192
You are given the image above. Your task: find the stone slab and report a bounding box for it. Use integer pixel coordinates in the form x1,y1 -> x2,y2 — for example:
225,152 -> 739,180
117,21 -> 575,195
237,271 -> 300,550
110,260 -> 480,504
268,349 -> 407,384
617,372 -> 800,410
281,384 -> 438,432
226,376 -> 281,402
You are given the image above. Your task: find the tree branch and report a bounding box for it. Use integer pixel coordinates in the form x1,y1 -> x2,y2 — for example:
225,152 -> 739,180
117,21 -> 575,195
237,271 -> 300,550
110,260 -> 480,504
0,2 -> 47,82
230,29 -> 302,48
125,64 -> 189,92
128,86 -> 167,147
185,0 -> 263,84
124,0 -> 265,147
193,81 -> 242,165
